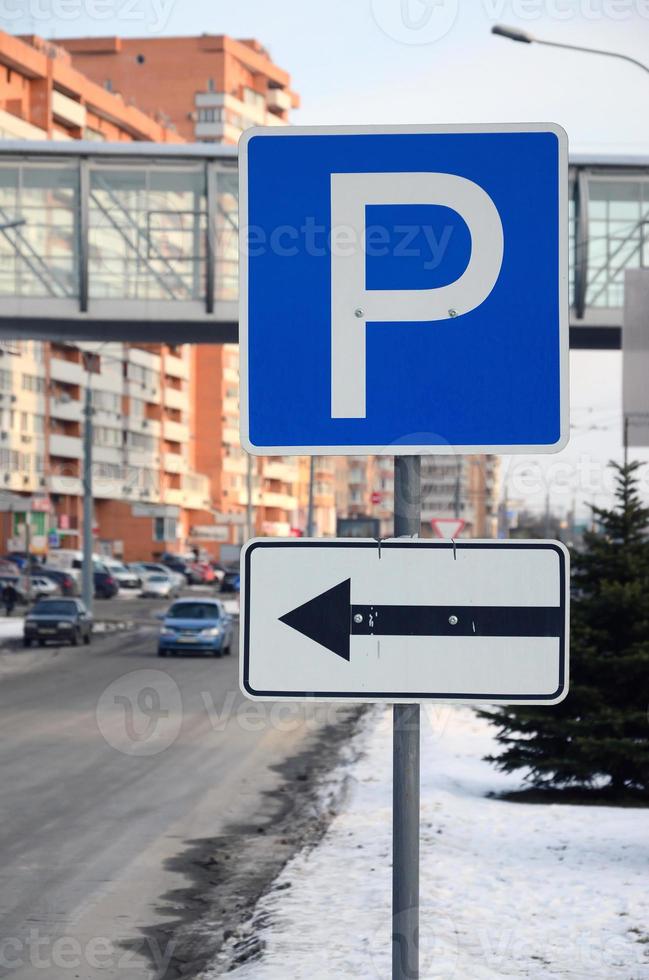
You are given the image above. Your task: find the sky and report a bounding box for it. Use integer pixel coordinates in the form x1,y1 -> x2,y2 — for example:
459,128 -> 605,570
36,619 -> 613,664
4,0 -> 649,517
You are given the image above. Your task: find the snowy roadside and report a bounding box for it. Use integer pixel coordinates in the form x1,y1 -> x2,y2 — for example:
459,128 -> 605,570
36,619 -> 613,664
203,705 -> 649,980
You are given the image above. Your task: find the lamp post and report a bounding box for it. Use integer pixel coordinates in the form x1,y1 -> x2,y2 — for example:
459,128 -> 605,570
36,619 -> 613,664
491,24 -> 649,76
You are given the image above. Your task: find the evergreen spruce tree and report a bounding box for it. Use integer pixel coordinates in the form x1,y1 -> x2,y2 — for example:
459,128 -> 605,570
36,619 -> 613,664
481,461 -> 649,798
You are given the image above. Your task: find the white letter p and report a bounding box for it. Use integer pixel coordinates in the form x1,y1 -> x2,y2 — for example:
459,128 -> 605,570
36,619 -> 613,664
330,172 -> 504,418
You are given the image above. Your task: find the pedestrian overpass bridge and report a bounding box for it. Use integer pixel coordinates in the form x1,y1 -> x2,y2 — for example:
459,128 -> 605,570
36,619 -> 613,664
0,140 -> 646,348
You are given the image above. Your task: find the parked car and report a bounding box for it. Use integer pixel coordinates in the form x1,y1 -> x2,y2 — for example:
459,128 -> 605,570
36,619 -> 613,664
160,555 -> 192,584
102,558 -> 140,590
210,562 -> 226,587
39,567 -> 78,596
219,565 -> 241,593
129,562 -> 183,594
0,558 -> 22,577
46,550 -> 102,588
94,565 -> 119,599
140,573 -> 174,599
23,597 -> 92,647
30,575 -> 60,599
158,598 -> 233,657
189,561 -> 215,584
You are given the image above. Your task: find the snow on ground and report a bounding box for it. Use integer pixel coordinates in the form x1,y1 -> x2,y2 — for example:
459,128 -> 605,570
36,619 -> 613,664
211,705 -> 649,980
0,617 -> 23,641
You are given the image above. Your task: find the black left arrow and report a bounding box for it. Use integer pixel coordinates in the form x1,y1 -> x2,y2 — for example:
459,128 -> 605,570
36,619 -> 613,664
279,578 -> 563,662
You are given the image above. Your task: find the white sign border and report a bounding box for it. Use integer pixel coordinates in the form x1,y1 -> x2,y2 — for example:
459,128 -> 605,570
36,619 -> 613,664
239,122 -> 570,456
240,538 -> 570,704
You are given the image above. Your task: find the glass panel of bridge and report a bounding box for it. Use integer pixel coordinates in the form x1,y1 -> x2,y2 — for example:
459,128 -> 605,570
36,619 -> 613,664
88,164 -> 207,302
586,176 -> 647,311
0,162 -> 79,299
214,168 -> 238,303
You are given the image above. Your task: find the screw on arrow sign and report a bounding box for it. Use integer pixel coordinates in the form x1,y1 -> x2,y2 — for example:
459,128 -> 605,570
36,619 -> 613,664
279,578 -> 564,662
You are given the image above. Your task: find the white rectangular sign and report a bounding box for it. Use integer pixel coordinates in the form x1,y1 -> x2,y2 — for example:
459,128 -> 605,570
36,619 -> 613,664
241,539 -> 569,704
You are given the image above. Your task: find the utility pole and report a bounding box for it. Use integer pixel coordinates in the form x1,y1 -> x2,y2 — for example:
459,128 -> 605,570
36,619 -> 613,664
246,453 -> 253,540
81,380 -> 93,610
544,490 -> 551,539
307,457 -> 315,536
453,455 -> 462,519
392,455 -> 421,980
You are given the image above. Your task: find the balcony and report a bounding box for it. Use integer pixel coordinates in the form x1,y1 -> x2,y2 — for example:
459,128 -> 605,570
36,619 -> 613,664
261,520 -> 292,536
264,461 -> 298,482
49,433 -> 82,458
164,354 -> 189,380
50,358 -> 83,386
180,471 -> 211,509
163,387 -> 185,411
163,452 -> 187,474
163,419 -> 189,444
223,454 -> 247,474
52,90 -> 87,129
195,121 -> 241,141
50,474 -> 82,495
50,397 -> 81,422
266,87 -> 292,113
261,491 -> 297,511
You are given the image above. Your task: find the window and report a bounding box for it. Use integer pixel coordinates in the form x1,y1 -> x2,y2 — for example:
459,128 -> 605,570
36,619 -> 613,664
197,107 -> 222,123
242,88 -> 265,109
126,362 -> 157,389
126,430 -> 156,452
129,397 -> 145,419
22,374 -> 45,393
91,389 -> 121,413
154,516 -> 177,542
94,426 -> 122,447
0,369 -> 11,392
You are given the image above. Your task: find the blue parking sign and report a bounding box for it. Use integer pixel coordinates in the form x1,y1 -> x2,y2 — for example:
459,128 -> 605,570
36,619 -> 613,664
239,124 -> 568,455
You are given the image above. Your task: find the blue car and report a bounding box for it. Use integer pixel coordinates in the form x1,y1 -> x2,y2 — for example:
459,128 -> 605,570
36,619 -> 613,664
158,598 -> 233,657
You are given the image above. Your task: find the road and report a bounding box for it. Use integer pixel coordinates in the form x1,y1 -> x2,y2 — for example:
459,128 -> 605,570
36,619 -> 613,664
0,592 -> 336,980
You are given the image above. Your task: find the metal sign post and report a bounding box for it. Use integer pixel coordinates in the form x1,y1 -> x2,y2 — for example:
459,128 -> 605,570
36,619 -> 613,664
392,455 -> 421,980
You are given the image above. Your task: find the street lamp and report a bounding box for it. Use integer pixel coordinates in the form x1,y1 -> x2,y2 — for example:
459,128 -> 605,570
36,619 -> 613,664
491,24 -> 649,76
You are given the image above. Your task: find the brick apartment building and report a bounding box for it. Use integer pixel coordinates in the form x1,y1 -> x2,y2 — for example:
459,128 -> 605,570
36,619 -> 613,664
0,30 -> 321,559
54,32 -> 336,542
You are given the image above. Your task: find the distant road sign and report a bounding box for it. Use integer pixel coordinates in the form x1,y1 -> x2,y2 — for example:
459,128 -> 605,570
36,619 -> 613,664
240,123 -> 569,455
241,539 -> 569,704
189,525 -> 229,541
431,518 -> 466,539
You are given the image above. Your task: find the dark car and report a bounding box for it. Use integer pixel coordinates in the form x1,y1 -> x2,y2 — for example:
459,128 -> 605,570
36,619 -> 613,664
219,565 -> 240,593
94,567 -> 119,599
39,567 -> 78,597
23,598 -> 92,647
